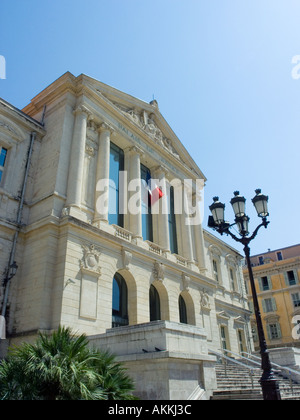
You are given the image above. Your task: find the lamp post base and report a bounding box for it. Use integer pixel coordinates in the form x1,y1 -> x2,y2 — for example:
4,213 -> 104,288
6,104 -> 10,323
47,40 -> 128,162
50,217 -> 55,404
260,372 -> 282,400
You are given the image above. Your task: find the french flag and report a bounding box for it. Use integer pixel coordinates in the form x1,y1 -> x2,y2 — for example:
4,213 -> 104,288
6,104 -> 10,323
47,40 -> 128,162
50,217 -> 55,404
145,171 -> 164,207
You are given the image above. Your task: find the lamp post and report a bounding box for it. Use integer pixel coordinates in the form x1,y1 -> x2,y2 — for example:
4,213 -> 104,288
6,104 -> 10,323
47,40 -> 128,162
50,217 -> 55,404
208,189 -> 281,401
1,261 -> 18,318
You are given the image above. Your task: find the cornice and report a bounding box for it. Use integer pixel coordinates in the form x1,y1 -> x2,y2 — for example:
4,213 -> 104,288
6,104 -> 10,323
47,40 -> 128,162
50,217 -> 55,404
77,76 -> 206,181
22,71 -> 77,116
0,98 -> 45,136
20,72 -> 206,181
243,258 -> 300,278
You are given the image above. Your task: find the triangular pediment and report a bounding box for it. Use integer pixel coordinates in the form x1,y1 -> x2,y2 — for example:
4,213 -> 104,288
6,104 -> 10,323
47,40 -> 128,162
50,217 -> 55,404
81,75 -> 206,180
22,72 -> 206,180
234,316 -> 246,325
216,311 -> 231,321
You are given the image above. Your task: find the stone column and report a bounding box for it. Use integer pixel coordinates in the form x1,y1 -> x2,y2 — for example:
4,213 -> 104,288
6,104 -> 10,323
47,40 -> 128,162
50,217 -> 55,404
94,123 -> 113,224
127,146 -> 143,239
152,166 -> 170,251
192,197 -> 207,273
66,105 -> 90,208
180,184 -> 194,262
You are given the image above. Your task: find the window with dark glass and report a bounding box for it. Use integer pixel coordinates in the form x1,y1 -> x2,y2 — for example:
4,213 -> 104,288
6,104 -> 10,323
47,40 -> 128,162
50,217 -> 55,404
141,164 -> 153,242
149,285 -> 161,322
179,295 -> 188,324
287,270 -> 297,286
261,276 -> 270,291
0,147 -> 7,183
277,252 -> 283,261
109,143 -> 124,227
168,186 -> 178,254
213,260 -> 219,283
112,273 -> 128,328
292,293 -> 300,308
220,325 -> 229,352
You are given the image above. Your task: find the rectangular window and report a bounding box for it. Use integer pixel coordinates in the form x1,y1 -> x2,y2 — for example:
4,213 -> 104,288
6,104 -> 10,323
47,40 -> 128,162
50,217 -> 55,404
277,252 -> 283,261
141,164 -> 153,242
292,293 -> 300,308
168,186 -> 178,254
0,147 -> 8,183
263,298 -> 277,313
261,276 -> 271,291
220,325 -> 229,353
268,323 -> 281,340
213,260 -> 219,283
108,143 -> 124,227
258,256 -> 264,265
287,270 -> 297,286
238,330 -> 245,354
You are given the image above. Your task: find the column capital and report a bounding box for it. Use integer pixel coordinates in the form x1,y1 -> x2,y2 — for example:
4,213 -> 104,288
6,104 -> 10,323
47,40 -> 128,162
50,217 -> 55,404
151,164 -> 169,178
124,145 -> 144,158
98,122 -> 115,135
73,105 -> 92,118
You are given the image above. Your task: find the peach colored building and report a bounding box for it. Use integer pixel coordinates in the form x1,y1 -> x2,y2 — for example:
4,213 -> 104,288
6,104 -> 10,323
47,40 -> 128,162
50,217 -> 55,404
244,244 -> 300,350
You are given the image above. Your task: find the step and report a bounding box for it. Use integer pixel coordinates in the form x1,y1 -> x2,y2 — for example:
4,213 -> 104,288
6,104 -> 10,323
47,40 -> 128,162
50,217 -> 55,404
211,389 -> 263,401
213,362 -> 300,400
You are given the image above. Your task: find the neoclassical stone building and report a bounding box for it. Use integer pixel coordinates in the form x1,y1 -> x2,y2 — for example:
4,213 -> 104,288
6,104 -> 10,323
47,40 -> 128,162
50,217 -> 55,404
0,73 -> 252,399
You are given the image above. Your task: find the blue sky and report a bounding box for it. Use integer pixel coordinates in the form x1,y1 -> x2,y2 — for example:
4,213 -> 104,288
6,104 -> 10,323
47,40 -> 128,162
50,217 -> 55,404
0,0 -> 299,255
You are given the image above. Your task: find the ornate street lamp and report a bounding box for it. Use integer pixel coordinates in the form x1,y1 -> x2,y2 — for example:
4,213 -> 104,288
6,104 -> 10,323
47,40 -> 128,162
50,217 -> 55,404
208,189 -> 281,401
1,261 -> 18,318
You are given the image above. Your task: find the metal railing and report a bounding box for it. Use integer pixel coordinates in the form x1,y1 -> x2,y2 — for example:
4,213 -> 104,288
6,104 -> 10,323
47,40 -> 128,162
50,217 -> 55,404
209,348 -> 260,390
241,351 -> 300,394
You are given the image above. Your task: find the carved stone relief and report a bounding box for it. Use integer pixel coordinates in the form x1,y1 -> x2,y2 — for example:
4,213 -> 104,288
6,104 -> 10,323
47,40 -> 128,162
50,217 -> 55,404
80,243 -> 101,274
153,261 -> 165,282
200,289 -> 210,310
181,274 -> 191,292
122,248 -> 132,270
113,103 -> 181,160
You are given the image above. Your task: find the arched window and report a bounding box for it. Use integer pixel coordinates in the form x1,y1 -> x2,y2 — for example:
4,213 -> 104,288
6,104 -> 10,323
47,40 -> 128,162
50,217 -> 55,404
179,295 -> 188,324
112,273 -> 128,328
149,285 -> 161,322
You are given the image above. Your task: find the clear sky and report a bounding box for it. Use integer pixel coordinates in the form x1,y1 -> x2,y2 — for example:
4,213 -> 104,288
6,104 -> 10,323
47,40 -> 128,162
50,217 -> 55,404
0,0 -> 299,256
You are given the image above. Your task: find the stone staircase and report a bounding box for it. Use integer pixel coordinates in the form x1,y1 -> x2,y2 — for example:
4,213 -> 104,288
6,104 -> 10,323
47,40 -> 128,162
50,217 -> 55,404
211,362 -> 300,400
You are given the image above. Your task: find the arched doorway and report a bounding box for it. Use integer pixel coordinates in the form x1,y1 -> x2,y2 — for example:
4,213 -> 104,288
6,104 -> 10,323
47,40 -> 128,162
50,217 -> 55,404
179,294 -> 188,324
149,284 -> 161,322
112,273 -> 129,328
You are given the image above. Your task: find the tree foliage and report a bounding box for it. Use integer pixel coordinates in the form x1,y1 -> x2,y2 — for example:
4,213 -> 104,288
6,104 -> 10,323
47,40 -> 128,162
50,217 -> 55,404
0,326 -> 135,400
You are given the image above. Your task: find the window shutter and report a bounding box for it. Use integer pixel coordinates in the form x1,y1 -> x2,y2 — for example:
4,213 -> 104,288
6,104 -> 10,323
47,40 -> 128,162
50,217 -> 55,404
258,278 -> 263,292
266,324 -> 272,340
284,272 -> 289,286
261,299 -> 267,313
276,323 -> 282,339
294,270 -> 299,284
271,297 -> 277,312
267,276 -> 272,290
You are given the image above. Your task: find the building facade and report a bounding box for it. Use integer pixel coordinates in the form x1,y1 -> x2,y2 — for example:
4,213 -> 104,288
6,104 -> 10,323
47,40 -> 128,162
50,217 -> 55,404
0,73 -> 252,399
243,245 -> 300,350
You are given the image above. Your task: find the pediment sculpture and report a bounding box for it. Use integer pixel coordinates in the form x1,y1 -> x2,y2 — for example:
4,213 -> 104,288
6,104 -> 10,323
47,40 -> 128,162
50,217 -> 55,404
113,103 -> 181,160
